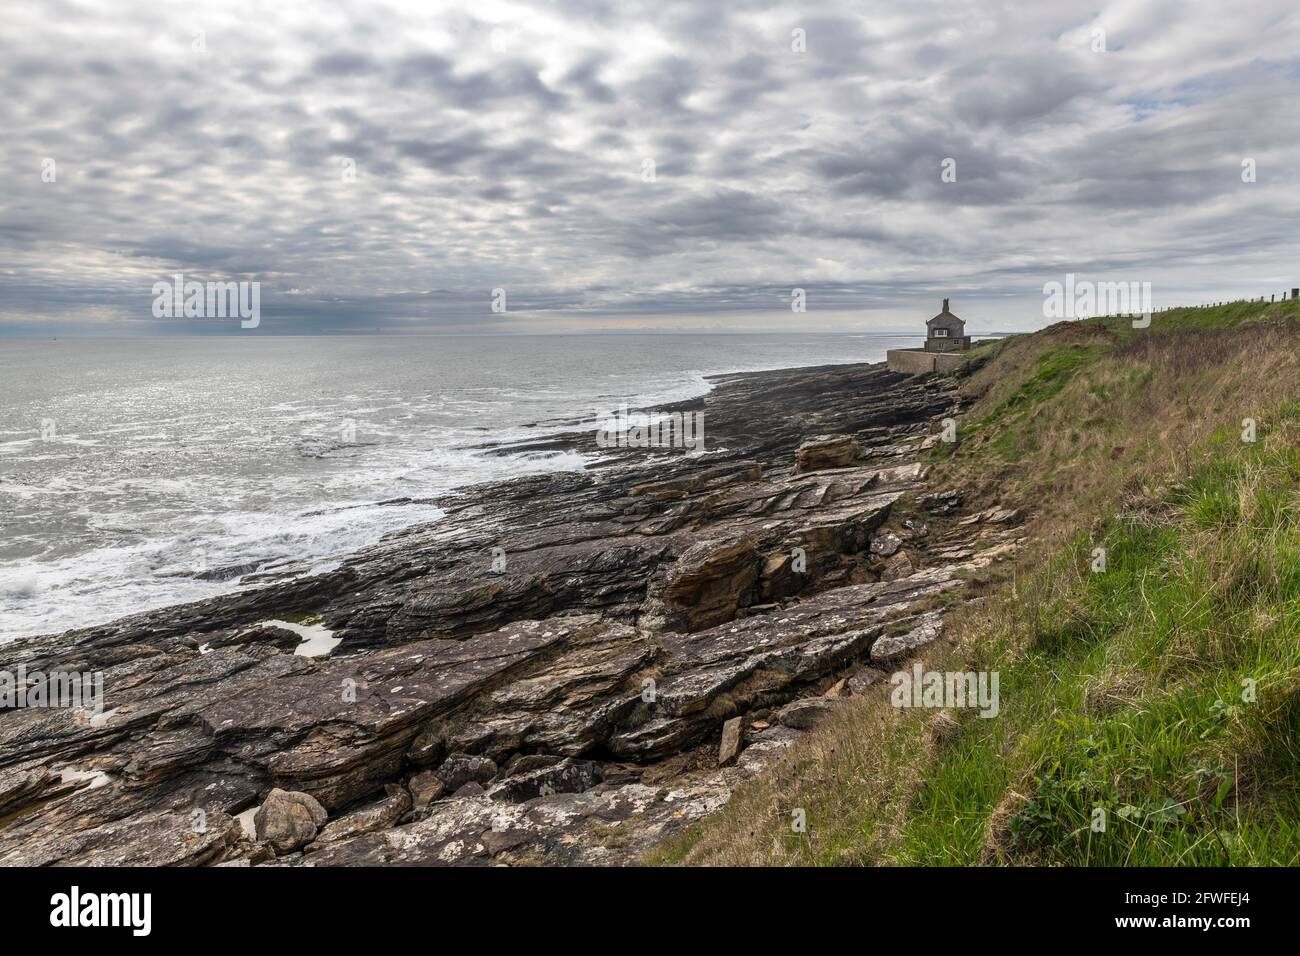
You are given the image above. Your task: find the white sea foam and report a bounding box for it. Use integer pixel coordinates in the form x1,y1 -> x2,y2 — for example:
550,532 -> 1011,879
0,333 -> 909,642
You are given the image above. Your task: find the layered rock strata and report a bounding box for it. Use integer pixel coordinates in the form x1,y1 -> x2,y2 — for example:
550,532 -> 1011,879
0,361 -> 1020,866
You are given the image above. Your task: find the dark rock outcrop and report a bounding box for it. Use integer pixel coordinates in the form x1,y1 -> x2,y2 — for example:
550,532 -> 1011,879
0,360 -> 1020,866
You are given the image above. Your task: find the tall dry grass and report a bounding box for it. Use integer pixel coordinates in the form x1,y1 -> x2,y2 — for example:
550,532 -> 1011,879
653,302 -> 1300,867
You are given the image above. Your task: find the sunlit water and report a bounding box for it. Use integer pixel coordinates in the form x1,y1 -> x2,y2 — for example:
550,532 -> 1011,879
0,333 -> 919,640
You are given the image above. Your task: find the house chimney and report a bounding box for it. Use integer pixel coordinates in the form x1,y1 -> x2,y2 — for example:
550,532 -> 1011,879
942,298 -> 949,312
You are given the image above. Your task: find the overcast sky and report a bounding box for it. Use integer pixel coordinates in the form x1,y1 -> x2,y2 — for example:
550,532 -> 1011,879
3,0 -> 1299,335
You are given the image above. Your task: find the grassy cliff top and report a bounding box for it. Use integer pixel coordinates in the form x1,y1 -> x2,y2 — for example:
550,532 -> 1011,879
655,297 -> 1300,866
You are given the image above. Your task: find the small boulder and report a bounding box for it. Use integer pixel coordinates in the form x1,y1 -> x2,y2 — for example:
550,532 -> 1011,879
869,533 -> 903,557
718,717 -> 745,766
795,434 -> 862,473
253,788 -> 328,854
434,753 -> 498,792
312,786 -> 411,847
408,770 -> 447,808
777,697 -> 836,730
870,612 -> 943,664
847,666 -> 888,695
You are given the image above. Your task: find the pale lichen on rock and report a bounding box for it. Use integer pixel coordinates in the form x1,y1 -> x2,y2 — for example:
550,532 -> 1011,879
0,360 -> 1018,866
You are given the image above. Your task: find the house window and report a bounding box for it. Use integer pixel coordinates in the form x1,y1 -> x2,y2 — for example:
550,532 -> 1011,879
933,328 -> 948,337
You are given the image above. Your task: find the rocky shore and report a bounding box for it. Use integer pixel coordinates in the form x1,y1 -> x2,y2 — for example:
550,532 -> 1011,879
0,359 -> 1021,866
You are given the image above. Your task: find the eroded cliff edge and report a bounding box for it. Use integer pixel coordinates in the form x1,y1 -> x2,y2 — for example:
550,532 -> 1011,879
0,359 -> 1021,866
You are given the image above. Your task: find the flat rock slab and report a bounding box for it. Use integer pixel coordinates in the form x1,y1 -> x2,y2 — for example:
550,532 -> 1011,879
870,611 -> 944,664
778,697 -> 837,729
718,717 -> 744,766
0,360 -> 1019,867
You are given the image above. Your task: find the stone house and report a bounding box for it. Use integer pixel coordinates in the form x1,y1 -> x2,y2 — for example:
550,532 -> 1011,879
924,298 -> 970,352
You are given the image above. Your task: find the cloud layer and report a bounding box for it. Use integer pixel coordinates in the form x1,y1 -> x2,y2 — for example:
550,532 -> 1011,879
4,0 -> 1300,334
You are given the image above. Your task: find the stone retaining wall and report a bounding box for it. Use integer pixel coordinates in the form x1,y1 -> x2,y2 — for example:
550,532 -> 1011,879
886,348 -> 968,375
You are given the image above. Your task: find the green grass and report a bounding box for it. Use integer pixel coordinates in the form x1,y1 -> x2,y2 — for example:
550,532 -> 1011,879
959,343 -> 1105,462
901,430 -> 1300,866
662,300 -> 1300,867
1088,296 -> 1300,337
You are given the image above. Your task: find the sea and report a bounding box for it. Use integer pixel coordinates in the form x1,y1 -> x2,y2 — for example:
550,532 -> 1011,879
0,333 -> 921,641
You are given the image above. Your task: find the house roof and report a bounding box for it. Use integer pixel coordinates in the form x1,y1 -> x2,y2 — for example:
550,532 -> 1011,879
927,309 -> 965,331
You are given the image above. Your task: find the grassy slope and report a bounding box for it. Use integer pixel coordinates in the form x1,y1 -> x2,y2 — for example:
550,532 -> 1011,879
653,298 -> 1300,866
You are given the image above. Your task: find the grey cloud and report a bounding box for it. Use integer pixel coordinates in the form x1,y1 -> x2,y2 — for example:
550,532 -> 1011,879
560,56 -> 617,104
1,0 -> 1298,335
948,54 -> 1102,129
314,50 -> 378,76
